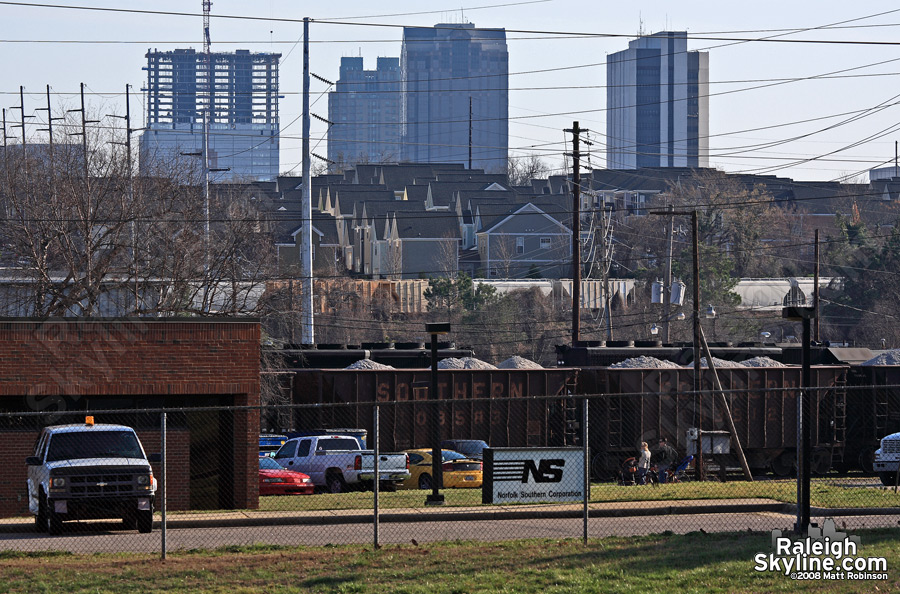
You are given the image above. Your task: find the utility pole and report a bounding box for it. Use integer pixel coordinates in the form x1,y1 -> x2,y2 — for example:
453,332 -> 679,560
599,202 -> 613,341
468,96 -> 472,170
108,85 -> 138,311
10,86 -> 33,177
2,109 -> 8,188
35,85 -> 61,152
18,86 -> 28,149
814,229 -> 820,343
691,210 -> 703,480
300,16 -> 315,344
564,122 -> 587,345
203,0 -> 212,276
662,204 -> 675,343
66,83 -> 99,313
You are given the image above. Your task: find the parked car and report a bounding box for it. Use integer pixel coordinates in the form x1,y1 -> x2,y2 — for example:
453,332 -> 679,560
273,434 -> 409,493
440,439 -> 488,461
259,434 -> 288,457
401,449 -> 483,490
258,456 -> 313,496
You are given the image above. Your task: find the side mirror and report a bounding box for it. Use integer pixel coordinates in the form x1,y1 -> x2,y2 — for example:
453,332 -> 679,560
148,453 -> 162,463
25,456 -> 41,466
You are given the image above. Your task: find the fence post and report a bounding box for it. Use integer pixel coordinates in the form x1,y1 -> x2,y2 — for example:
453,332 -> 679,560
583,397 -> 589,545
160,411 -> 167,560
373,404 -> 379,548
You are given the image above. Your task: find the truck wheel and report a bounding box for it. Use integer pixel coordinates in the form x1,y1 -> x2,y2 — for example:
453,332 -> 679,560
45,495 -> 62,536
880,472 -> 898,487
35,492 -> 48,533
418,474 -> 433,490
327,473 -> 346,494
137,509 -> 153,534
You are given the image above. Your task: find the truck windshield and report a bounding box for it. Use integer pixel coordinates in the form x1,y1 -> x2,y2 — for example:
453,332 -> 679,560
46,431 -> 144,462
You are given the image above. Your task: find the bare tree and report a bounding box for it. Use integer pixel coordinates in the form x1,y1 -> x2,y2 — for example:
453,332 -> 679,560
507,154 -> 550,187
0,108 -> 276,318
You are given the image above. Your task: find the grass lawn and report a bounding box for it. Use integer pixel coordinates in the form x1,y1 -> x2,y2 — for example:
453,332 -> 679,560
2,530 -> 898,593
250,479 -> 900,513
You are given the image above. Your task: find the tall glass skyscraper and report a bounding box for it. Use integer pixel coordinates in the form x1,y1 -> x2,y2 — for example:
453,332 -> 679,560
400,24 -> 508,172
606,31 -> 708,170
327,57 -> 402,168
140,49 -> 281,181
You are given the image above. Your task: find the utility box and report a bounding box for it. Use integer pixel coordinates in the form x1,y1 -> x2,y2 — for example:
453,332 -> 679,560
686,428 -> 731,455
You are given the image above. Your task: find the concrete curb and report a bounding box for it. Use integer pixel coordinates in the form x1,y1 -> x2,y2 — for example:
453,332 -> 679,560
147,502 -> 793,530
2,500 -> 897,533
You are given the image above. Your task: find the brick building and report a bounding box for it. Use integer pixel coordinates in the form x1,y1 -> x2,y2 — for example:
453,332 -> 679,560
0,318 -> 260,517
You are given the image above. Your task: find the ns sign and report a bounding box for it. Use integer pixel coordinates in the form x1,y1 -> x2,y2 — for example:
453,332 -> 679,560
482,448 -> 584,504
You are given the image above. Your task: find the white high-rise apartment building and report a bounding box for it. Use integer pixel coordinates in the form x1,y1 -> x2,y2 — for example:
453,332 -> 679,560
606,31 -> 708,170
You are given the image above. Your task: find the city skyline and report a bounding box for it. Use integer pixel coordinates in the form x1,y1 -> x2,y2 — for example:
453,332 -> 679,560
3,1 -> 900,181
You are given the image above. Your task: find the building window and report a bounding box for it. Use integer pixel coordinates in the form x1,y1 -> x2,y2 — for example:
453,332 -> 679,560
516,236 -> 525,255
540,237 -> 551,250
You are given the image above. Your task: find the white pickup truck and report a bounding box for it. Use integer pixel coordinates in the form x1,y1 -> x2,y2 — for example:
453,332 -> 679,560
273,434 -> 409,493
873,431 -> 900,486
26,419 -> 158,534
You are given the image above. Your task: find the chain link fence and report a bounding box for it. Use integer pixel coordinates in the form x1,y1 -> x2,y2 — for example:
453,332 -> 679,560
1,375 -> 899,556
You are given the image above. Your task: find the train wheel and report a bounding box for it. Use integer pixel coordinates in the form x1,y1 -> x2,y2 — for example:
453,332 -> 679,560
771,452 -> 795,477
812,449 -> 832,475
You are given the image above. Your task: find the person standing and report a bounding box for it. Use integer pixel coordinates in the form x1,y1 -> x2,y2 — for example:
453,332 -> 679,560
637,441 -> 651,485
655,437 -> 678,484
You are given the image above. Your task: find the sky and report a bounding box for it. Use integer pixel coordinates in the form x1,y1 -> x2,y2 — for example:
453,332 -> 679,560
3,0 -> 900,182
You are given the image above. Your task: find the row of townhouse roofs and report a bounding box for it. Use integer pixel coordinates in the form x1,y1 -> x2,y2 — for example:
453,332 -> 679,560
5,155 -> 896,282
263,162 -> 900,281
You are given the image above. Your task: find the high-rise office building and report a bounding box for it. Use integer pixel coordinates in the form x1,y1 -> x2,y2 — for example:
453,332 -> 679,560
327,57 -> 402,168
140,49 -> 281,181
606,31 -> 708,169
401,24 -> 508,172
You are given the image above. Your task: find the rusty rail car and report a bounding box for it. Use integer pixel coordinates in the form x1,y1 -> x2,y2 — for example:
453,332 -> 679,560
577,366 -> 849,477
291,368 -> 578,452
287,365 -> 854,477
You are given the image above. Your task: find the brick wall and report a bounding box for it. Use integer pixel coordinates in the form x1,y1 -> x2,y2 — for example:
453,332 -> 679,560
0,319 -> 260,518
139,428 -> 191,512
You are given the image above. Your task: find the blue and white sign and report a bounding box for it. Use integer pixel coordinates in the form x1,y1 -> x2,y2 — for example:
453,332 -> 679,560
482,447 -> 585,504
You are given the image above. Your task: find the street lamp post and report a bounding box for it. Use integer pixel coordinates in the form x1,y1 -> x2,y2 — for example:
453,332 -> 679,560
425,322 -> 451,506
783,305 -> 815,534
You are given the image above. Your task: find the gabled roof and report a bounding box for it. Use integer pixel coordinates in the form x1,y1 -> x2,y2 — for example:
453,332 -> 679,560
427,181 -> 496,208
402,185 -> 429,204
312,211 -> 340,245
477,201 -> 572,234
394,210 -> 460,240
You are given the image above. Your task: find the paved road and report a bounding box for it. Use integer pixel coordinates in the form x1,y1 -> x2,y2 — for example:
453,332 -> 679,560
2,511 -> 898,554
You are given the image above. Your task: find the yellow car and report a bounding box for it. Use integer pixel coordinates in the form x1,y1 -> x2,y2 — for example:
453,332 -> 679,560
401,449 -> 483,489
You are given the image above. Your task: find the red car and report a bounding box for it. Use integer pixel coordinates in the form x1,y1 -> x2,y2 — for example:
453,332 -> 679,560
259,456 -> 314,496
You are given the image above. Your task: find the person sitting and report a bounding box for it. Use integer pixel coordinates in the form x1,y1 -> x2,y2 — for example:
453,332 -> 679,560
654,437 -> 678,484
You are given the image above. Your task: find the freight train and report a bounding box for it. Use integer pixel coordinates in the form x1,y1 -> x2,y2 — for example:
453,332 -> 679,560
274,343 -> 900,478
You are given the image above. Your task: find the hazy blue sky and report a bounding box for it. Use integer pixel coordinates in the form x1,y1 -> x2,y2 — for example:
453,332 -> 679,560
4,0 -> 900,181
